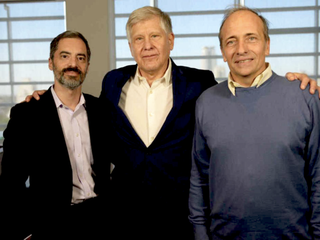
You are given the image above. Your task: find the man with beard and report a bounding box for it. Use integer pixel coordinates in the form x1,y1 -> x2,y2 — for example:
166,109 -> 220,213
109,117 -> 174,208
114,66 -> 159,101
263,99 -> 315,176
0,31 -> 111,240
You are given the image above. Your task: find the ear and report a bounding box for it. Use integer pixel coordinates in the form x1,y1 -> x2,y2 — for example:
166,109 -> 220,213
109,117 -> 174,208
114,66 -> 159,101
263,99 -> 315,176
220,46 -> 227,62
49,58 -> 53,70
128,41 -> 134,57
86,62 -> 90,73
168,32 -> 175,51
265,38 -> 270,56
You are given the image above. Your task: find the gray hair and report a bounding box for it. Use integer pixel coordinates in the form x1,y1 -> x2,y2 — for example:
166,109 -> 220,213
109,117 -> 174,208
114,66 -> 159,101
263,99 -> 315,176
126,6 -> 173,43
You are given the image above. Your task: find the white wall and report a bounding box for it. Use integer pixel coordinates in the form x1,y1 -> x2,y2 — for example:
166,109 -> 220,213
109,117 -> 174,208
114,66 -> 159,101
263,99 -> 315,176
65,0 -> 110,97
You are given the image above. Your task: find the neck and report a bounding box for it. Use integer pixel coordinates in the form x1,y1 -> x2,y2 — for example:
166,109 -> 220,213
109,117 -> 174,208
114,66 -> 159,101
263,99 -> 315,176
231,63 -> 268,87
139,59 -> 170,87
231,73 -> 255,87
141,72 -> 164,86
53,83 -> 82,111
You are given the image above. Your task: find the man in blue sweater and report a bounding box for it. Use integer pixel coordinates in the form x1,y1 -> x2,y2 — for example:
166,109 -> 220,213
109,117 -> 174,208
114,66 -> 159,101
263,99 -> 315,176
189,6 -> 320,240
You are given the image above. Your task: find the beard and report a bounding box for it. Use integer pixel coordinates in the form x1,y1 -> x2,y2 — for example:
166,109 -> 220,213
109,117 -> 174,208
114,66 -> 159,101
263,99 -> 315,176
53,65 -> 87,90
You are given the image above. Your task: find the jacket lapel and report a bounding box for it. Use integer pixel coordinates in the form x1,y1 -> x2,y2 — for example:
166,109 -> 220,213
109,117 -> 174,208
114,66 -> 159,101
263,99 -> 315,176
111,61 -> 187,149
111,65 -> 137,107
111,65 -> 147,149
165,60 -> 187,127
41,88 -> 72,170
148,60 -> 187,148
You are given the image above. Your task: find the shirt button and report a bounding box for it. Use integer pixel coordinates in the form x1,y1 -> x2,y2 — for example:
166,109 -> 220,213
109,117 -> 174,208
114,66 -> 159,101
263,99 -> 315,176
150,90 -> 153,94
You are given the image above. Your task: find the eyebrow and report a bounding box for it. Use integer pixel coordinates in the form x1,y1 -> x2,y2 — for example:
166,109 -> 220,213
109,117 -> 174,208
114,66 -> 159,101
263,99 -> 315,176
60,51 -> 71,55
224,35 -> 236,44
225,33 -> 257,41
245,33 -> 257,37
77,53 -> 87,58
60,51 -> 87,58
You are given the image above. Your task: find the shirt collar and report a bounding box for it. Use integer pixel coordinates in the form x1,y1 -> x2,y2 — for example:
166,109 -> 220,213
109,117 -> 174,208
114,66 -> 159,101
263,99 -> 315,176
51,85 -> 86,110
132,59 -> 172,87
228,63 -> 272,96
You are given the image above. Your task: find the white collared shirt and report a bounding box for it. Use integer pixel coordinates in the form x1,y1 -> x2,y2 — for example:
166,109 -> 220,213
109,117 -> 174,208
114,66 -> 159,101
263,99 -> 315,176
51,86 -> 96,204
228,63 -> 272,96
119,60 -> 173,147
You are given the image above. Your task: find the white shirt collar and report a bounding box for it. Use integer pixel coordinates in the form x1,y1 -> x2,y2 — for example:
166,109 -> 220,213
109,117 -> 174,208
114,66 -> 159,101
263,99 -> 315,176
227,63 -> 272,96
51,85 -> 86,111
132,59 -> 172,87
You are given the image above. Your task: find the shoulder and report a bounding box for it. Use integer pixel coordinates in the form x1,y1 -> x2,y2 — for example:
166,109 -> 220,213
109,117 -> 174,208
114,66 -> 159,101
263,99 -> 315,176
172,62 -> 218,91
10,90 -> 53,117
177,65 -> 213,77
270,72 -> 315,102
101,65 -> 137,96
175,64 -> 215,82
103,64 -> 137,81
5,95 -> 52,136
198,80 -> 229,101
83,93 -> 98,102
271,72 -> 301,88
195,81 -> 229,111
9,101 -> 30,118
83,93 -> 111,117
83,93 -> 105,110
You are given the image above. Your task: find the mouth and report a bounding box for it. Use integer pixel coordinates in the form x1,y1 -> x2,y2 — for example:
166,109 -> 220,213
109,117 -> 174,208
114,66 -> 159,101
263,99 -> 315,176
63,68 -> 81,76
64,71 -> 79,77
235,59 -> 253,64
143,54 -> 158,59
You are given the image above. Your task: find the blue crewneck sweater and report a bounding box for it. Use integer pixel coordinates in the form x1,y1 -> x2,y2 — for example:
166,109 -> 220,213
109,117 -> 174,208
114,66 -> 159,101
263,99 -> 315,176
189,73 -> 320,240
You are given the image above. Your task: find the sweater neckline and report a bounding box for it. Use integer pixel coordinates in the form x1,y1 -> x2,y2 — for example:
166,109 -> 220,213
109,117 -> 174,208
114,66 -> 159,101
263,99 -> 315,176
233,72 -> 276,94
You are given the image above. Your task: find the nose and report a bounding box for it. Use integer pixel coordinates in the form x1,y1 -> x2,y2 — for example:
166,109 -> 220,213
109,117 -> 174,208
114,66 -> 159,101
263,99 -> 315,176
69,55 -> 78,67
237,39 -> 248,55
143,37 -> 153,50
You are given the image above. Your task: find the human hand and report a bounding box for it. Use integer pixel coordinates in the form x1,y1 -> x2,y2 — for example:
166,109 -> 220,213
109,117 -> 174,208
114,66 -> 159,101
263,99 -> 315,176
24,90 -> 46,102
285,72 -> 320,98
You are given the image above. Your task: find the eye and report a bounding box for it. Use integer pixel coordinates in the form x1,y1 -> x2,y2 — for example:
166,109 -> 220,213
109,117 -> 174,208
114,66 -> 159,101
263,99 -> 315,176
60,53 -> 70,60
226,40 -> 235,46
135,37 -> 143,42
248,36 -> 257,42
77,56 -> 86,61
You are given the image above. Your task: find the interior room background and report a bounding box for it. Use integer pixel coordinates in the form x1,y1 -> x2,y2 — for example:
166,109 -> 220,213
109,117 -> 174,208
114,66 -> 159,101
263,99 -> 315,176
0,0 -> 319,145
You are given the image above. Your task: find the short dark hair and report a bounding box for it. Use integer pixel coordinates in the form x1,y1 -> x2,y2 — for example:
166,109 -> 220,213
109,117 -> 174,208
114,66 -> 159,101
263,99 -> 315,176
50,30 -> 91,62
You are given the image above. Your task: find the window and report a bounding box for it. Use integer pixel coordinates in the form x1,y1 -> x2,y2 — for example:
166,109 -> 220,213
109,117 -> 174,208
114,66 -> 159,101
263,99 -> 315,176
0,1 -> 66,142
111,0 -> 235,79
245,0 -> 320,81
110,0 -> 320,84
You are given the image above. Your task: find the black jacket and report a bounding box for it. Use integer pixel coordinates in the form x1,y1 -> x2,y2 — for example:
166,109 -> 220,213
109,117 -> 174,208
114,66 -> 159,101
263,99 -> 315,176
100,59 -> 217,240
0,88 -> 111,239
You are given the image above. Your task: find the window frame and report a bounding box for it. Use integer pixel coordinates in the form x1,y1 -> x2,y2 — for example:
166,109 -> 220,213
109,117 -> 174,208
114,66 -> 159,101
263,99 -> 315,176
109,0 -> 320,83
0,1 -> 66,131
